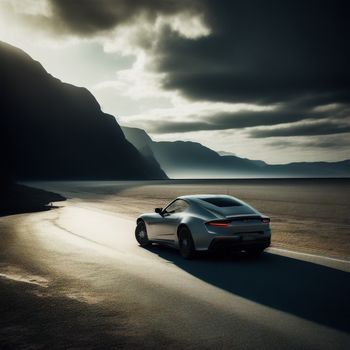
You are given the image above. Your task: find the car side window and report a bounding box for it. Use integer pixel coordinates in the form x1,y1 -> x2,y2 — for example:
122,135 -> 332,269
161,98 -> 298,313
165,199 -> 188,214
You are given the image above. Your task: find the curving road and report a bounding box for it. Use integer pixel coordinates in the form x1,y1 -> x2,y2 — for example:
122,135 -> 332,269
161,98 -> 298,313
1,196 -> 350,349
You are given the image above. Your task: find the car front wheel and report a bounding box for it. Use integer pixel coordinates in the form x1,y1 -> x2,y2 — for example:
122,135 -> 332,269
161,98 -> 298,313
135,221 -> 151,247
178,227 -> 195,259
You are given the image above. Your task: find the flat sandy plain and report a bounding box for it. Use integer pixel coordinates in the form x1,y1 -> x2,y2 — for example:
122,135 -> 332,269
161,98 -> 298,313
32,178 -> 350,260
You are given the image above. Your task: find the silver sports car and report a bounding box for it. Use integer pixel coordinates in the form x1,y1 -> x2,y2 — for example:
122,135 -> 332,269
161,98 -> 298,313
135,194 -> 271,259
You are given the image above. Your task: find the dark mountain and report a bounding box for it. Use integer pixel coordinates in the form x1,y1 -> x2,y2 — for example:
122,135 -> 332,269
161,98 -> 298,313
0,41 -> 167,183
122,126 -> 350,178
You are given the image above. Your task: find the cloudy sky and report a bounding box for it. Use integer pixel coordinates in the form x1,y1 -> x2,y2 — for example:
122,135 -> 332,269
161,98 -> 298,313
1,0 -> 349,163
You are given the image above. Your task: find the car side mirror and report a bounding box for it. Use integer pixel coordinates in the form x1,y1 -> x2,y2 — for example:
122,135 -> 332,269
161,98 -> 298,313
155,207 -> 163,215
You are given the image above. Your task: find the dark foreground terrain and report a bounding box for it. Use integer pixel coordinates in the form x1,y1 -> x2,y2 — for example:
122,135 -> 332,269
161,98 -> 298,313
0,179 -> 349,349
0,184 -> 65,217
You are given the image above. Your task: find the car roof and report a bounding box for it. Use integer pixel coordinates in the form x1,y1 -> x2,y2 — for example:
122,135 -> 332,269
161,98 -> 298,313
176,194 -> 259,215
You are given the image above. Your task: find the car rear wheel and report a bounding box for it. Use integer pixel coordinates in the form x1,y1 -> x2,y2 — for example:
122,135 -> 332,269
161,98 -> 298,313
178,227 -> 195,259
135,221 -> 151,247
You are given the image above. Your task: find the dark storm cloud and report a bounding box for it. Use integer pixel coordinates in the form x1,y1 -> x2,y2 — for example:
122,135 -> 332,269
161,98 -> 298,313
19,1 -> 350,109
142,0 -> 349,140
154,0 -> 350,106
39,0 -> 349,106
148,109 -> 300,134
148,101 -> 350,134
269,137 -> 350,149
13,0 -> 349,142
250,121 -> 350,138
47,0 -> 204,35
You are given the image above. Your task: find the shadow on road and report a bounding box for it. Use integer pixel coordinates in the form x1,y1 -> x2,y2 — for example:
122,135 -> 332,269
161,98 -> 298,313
146,245 -> 350,333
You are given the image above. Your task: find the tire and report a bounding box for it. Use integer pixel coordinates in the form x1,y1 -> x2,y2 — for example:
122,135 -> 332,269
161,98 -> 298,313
135,221 -> 151,247
178,227 -> 195,259
246,247 -> 265,257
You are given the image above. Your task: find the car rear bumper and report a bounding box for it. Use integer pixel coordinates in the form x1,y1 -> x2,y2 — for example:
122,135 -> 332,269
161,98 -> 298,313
208,236 -> 271,252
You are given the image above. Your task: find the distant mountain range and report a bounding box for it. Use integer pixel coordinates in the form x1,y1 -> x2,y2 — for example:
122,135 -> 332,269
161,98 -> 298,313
0,41 -> 167,183
122,126 -> 350,178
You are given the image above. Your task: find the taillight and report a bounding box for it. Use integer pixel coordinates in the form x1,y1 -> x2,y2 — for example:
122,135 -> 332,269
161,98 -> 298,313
207,220 -> 230,228
261,218 -> 270,223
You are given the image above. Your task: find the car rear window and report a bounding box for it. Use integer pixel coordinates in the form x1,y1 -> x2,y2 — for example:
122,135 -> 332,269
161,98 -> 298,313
200,197 -> 243,207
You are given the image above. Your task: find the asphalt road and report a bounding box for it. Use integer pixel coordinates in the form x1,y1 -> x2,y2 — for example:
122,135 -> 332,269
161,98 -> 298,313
1,200 -> 350,349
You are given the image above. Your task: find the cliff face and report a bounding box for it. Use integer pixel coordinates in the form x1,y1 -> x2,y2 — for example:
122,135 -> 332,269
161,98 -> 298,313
0,41 -> 167,181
